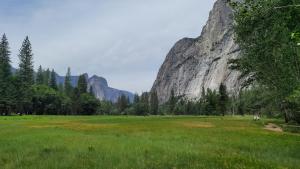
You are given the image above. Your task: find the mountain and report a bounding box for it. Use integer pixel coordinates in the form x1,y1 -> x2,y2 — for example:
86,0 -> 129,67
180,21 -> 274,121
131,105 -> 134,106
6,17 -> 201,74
56,74 -> 134,103
152,0 -> 244,103
12,66 -> 133,102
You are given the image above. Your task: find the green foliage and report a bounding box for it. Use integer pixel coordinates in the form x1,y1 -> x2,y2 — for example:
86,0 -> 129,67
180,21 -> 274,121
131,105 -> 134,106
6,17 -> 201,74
0,34 -> 11,79
78,93 -> 100,115
98,101 -> 114,115
203,89 -> 219,115
168,89 -> 177,114
230,0 -> 300,122
64,67 -> 73,96
286,87 -> 300,123
218,83 -> 228,116
77,74 -> 87,94
31,85 -> 70,115
18,36 -> 34,86
231,86 -> 279,117
49,69 -> 58,90
36,65 -> 44,85
43,68 -> 50,85
116,94 -> 129,114
150,91 -> 159,115
291,32 -> 300,45
0,34 -> 12,115
18,36 -> 35,114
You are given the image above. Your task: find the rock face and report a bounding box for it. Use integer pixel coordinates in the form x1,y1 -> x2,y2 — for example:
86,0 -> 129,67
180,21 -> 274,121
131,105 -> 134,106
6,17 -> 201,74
56,74 -> 134,103
88,75 -> 134,103
152,0 -> 243,103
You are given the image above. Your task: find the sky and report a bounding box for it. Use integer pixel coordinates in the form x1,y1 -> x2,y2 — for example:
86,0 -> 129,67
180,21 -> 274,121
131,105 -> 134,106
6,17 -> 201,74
0,0 -> 215,94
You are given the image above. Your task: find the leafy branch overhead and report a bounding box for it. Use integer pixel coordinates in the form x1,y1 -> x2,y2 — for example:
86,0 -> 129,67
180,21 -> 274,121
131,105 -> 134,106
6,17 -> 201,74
229,0 -> 300,123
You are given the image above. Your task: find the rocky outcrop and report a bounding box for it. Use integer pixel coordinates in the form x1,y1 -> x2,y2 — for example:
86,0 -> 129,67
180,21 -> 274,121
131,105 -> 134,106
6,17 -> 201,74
152,0 -> 243,103
56,74 -> 134,103
88,75 -> 134,103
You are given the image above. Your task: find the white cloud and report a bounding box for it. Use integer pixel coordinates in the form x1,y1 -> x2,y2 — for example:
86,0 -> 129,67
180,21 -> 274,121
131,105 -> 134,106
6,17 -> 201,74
0,0 -> 215,93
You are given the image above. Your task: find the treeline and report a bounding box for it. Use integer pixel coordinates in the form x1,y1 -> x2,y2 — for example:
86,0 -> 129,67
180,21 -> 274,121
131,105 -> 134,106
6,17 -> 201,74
0,35 -> 100,115
100,84 -> 231,116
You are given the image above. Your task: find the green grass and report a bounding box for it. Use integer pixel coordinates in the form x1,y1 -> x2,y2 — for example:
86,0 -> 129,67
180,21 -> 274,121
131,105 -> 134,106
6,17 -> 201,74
0,116 -> 299,169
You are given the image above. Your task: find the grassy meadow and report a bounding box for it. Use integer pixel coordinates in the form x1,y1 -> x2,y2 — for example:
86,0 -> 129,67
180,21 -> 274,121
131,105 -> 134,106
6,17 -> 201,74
0,116 -> 299,169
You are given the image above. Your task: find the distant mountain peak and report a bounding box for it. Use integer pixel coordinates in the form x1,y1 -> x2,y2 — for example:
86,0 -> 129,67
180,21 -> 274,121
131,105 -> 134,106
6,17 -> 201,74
56,73 -> 133,102
89,75 -> 108,87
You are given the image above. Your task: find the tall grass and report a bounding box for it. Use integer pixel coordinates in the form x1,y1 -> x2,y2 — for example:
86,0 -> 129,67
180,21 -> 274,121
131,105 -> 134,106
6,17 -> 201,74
0,116 -> 299,169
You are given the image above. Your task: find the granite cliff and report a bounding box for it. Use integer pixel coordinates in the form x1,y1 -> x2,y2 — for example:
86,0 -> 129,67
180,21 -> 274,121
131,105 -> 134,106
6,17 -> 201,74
152,0 -> 243,103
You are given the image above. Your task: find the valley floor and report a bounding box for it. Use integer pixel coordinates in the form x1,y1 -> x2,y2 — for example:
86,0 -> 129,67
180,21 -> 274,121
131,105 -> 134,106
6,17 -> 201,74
0,116 -> 299,169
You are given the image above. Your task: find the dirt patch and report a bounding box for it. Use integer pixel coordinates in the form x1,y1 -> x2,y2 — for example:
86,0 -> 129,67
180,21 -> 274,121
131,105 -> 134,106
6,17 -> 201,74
181,122 -> 214,128
264,123 -> 283,132
62,122 -> 116,131
26,122 -> 116,131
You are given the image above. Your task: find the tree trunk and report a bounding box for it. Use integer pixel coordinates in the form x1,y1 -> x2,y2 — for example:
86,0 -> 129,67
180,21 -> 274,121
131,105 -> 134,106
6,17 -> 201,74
284,109 -> 289,123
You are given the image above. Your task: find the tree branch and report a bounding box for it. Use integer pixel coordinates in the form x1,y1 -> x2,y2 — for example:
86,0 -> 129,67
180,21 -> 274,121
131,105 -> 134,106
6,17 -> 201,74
274,5 -> 300,9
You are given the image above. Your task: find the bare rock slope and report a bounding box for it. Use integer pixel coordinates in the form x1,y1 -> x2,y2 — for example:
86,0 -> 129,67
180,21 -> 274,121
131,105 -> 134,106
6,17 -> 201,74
152,0 -> 243,103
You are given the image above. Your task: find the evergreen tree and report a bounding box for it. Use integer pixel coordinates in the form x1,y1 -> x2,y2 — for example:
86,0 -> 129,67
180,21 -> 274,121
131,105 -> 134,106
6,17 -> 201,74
117,94 -> 129,113
71,87 -> 80,115
0,34 -> 12,115
77,74 -> 87,94
58,83 -> 64,93
0,34 -> 11,79
36,65 -> 44,85
140,92 -> 149,115
18,36 -> 34,85
78,93 -> 99,115
133,94 -> 140,104
150,91 -> 159,115
18,36 -> 34,114
64,67 -> 73,96
205,89 -> 219,115
169,89 -> 176,114
49,69 -> 57,90
218,83 -> 228,116
44,68 -> 50,85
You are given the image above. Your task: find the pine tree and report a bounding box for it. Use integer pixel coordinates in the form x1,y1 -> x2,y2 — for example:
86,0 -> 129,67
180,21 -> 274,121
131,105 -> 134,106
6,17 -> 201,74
36,65 -> 44,85
58,83 -> 64,93
18,36 -> 34,114
169,89 -> 176,114
150,91 -> 159,115
44,68 -> 50,85
140,92 -> 149,115
218,83 -> 228,116
71,87 -> 81,115
133,94 -> 140,104
77,74 -> 87,94
0,34 -> 11,79
64,67 -> 73,96
49,69 -> 58,90
18,36 -> 34,85
117,94 -> 128,113
0,34 -> 12,115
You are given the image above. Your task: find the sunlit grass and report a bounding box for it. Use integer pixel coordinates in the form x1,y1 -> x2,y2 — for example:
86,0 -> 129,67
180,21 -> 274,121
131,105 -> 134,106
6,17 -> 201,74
0,116 -> 299,169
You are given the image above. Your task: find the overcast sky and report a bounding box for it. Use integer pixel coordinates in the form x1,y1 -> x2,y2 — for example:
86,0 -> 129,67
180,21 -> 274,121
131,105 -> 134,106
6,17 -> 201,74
0,0 -> 215,93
